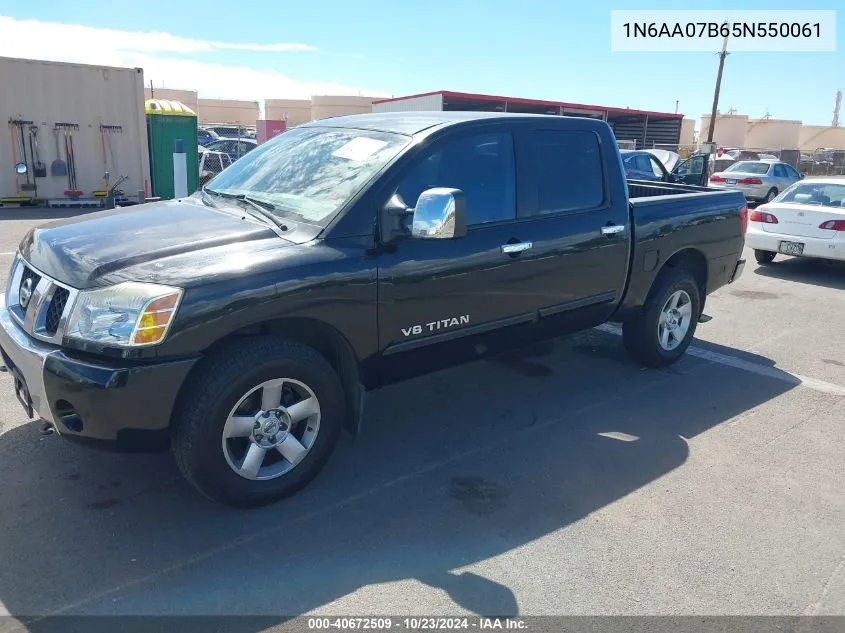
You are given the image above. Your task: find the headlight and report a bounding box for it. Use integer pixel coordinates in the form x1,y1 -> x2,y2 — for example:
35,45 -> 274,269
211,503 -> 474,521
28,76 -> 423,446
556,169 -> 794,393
66,282 -> 183,347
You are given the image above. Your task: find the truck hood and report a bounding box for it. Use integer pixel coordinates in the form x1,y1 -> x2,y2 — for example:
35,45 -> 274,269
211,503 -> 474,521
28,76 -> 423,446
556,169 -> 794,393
18,197 -> 305,288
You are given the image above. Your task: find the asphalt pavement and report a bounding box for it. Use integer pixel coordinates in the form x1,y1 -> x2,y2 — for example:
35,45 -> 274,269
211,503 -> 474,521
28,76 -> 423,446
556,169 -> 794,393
0,207 -> 843,628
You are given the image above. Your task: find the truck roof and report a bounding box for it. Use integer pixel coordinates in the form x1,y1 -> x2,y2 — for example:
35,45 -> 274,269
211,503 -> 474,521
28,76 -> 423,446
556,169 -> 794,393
299,111 -> 605,136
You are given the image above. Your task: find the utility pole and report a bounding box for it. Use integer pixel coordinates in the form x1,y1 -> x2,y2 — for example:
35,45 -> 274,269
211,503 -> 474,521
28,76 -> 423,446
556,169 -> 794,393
706,25 -> 729,143
833,90 -> 842,127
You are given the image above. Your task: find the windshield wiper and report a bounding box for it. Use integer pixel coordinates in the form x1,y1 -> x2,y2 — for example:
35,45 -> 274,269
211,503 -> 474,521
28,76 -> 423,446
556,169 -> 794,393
203,188 -> 289,231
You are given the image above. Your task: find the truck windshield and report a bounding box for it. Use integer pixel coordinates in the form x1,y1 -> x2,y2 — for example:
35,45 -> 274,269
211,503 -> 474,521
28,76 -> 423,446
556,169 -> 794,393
205,126 -> 410,226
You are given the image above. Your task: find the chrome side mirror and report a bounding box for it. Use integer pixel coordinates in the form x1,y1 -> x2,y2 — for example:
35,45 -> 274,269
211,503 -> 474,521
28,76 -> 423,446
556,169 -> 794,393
411,188 -> 467,239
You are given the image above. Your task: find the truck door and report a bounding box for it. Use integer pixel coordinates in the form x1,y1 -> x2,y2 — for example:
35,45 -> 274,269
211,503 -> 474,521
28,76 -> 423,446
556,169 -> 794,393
506,128 -> 631,329
672,154 -> 708,186
376,129 -> 531,375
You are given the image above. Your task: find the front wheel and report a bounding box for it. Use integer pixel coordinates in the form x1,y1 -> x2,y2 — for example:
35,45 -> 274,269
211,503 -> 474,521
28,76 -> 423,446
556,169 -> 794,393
623,268 -> 701,368
754,249 -> 776,264
171,337 -> 345,507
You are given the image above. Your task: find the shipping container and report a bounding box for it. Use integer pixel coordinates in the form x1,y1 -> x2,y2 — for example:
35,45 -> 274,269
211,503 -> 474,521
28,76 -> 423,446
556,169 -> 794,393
0,56 -> 150,204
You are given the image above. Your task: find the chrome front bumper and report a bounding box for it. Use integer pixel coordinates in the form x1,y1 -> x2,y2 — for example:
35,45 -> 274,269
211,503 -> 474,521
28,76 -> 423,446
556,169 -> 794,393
0,293 -> 58,424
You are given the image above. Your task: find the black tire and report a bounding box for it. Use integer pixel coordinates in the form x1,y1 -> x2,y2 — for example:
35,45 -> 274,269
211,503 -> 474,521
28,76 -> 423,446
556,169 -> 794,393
764,188 -> 778,203
754,249 -> 776,264
171,336 -> 345,507
622,267 -> 701,368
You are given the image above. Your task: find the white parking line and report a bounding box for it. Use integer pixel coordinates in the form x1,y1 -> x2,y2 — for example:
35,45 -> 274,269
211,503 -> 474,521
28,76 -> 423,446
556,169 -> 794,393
595,323 -> 845,397
0,252 -> 15,256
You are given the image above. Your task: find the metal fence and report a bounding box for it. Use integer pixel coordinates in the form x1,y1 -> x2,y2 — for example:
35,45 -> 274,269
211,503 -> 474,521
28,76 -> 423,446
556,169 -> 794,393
647,143 -> 845,176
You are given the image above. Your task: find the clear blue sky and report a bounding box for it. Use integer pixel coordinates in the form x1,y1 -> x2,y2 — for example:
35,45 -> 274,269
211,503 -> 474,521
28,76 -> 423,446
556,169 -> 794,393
4,0 -> 843,124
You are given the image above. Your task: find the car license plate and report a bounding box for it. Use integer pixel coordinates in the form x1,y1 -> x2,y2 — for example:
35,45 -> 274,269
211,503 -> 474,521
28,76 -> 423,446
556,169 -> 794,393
779,241 -> 805,256
726,179 -> 736,184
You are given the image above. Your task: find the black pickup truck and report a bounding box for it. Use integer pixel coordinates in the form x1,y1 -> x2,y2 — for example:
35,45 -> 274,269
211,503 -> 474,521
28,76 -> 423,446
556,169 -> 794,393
0,112 -> 747,507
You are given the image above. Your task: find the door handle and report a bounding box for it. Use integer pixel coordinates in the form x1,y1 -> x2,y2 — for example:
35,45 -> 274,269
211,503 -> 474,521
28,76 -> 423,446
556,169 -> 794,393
501,242 -> 533,254
601,224 -> 626,236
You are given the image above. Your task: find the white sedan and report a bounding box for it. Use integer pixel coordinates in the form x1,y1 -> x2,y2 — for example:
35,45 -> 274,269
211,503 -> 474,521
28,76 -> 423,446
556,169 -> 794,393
746,178 -> 845,264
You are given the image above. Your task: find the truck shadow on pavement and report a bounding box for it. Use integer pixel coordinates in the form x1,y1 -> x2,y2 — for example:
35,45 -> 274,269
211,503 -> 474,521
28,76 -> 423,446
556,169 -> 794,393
0,328 -> 797,632
752,257 -> 845,291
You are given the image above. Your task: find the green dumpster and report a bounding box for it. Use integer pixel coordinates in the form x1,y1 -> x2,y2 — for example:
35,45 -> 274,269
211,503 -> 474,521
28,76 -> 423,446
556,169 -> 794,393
145,99 -> 199,199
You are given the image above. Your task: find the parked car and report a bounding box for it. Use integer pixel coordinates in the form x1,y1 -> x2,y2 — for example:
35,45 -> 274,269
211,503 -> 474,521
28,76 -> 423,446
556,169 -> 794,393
620,150 -> 668,181
197,127 -> 219,147
709,160 -> 803,203
0,112 -> 747,507
746,178 -> 845,264
205,125 -> 255,139
620,149 -> 710,186
198,147 -> 232,187
204,137 -> 257,161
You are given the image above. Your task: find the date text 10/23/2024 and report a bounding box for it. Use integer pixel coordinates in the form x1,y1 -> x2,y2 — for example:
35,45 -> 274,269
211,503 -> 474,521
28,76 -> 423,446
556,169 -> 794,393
307,617 -> 528,630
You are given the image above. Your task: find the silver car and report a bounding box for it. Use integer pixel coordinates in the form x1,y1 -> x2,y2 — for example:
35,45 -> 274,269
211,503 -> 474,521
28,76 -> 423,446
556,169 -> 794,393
709,160 -> 804,203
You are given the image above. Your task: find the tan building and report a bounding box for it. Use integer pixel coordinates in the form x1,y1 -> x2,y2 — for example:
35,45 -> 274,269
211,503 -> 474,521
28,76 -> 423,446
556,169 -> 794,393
143,87 -> 198,114
264,95 -> 374,126
799,126 -> 845,152
699,114 -> 749,148
680,118 -> 696,145
264,99 -> 312,127
310,95 -> 373,120
744,118 -> 801,150
700,111 -> 845,152
198,99 -> 260,126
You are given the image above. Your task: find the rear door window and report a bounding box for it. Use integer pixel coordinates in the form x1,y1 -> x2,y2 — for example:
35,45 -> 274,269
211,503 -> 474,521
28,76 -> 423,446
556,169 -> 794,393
519,130 -> 605,217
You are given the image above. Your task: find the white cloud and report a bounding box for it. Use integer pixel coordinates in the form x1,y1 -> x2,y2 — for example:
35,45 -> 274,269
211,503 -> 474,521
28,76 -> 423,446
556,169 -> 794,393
0,16 -> 389,101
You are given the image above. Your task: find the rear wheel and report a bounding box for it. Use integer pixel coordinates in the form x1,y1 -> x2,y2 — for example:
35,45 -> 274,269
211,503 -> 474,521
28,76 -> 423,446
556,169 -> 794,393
764,188 -> 778,203
754,249 -> 776,264
623,268 -> 701,368
171,337 -> 344,507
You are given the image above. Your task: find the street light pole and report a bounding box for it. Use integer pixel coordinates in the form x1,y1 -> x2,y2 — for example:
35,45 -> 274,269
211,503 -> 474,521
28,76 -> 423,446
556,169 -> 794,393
706,27 -> 730,143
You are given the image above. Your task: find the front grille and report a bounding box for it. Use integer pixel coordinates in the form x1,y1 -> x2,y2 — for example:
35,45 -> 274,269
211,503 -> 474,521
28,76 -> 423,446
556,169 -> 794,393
20,265 -> 41,299
45,287 -> 70,335
8,256 -> 79,343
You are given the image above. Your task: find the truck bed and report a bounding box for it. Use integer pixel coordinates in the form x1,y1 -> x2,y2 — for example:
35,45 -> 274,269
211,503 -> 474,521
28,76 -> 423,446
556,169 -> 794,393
627,179 -> 715,198
616,178 -> 748,320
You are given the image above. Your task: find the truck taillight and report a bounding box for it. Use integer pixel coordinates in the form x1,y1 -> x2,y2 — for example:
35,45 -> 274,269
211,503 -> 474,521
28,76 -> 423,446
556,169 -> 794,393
739,205 -> 748,239
750,210 -> 778,224
737,177 -> 763,185
819,219 -> 845,230
710,175 -> 726,182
